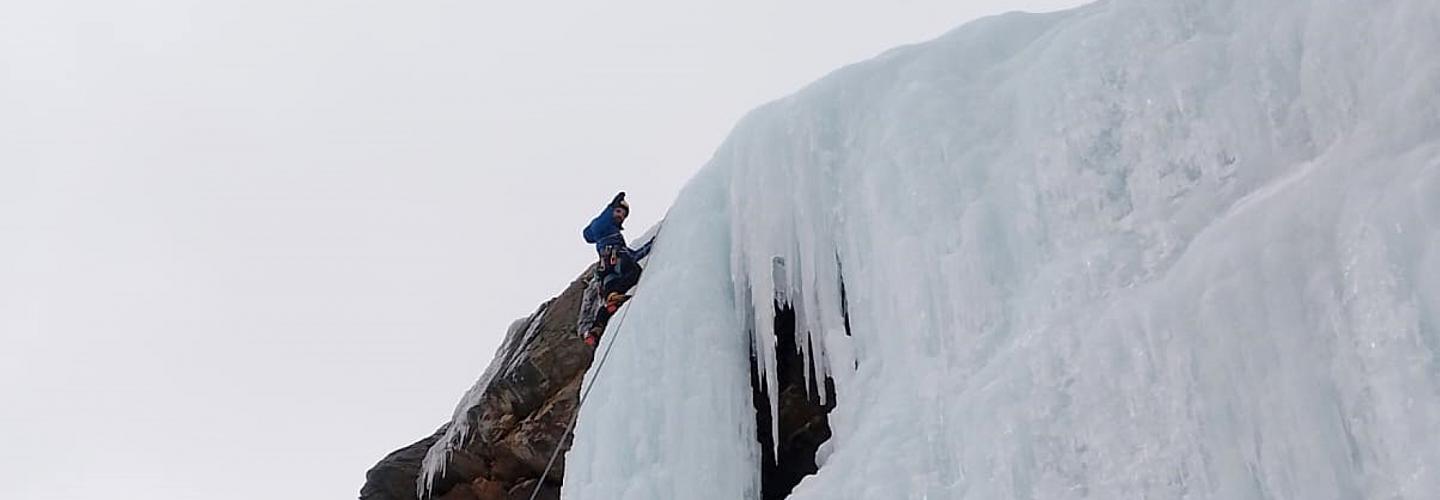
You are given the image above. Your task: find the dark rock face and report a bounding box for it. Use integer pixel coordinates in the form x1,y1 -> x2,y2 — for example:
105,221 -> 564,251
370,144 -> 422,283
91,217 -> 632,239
361,268 -> 596,500
361,426 -> 451,500
751,304 -> 837,500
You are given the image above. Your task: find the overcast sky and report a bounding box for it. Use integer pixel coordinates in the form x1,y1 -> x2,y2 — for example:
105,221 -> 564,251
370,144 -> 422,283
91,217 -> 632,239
1,1 -> 1086,498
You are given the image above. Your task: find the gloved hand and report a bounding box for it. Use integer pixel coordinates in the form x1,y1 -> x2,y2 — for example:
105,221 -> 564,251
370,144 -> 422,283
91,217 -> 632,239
612,192 -> 626,206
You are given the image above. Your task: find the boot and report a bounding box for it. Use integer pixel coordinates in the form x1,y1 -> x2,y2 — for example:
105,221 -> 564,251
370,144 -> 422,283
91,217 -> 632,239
604,292 -> 631,314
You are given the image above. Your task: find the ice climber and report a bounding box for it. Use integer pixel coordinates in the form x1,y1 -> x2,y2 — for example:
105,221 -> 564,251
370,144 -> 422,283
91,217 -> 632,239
578,191 -> 654,347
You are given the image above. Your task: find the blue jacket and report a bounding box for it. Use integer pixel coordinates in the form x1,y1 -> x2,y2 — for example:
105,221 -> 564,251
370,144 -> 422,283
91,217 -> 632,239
582,200 -> 652,263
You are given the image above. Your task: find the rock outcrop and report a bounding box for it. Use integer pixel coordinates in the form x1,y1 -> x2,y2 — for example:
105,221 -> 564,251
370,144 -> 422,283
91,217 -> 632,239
361,426 -> 451,500
361,268 -> 595,500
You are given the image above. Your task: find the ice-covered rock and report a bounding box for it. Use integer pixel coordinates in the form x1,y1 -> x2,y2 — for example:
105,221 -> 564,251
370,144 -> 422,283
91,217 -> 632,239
373,0 -> 1439,498
563,0 -> 1440,498
362,269 -> 596,500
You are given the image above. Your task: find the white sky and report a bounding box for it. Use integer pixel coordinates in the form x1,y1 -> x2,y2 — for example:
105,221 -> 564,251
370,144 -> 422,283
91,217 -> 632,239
0,1 -> 1086,498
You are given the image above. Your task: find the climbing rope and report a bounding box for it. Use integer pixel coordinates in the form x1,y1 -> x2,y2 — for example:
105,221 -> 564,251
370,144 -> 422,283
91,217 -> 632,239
526,282 -> 640,500
527,225 -> 660,500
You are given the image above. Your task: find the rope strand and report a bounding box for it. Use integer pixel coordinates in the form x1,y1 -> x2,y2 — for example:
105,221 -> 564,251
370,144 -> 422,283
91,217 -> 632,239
529,226 -> 659,500
527,288 -> 639,500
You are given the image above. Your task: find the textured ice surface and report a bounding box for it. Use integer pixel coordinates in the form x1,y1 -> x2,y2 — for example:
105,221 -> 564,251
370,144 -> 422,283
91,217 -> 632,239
564,0 -> 1440,498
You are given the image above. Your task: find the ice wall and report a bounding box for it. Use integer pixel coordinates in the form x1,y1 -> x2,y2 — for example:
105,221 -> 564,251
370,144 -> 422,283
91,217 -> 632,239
560,165 -> 761,499
565,0 -> 1440,498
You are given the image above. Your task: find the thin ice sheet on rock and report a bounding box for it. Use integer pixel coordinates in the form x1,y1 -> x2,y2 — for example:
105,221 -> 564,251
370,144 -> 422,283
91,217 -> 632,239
565,0 -> 1440,498
417,308 -> 546,498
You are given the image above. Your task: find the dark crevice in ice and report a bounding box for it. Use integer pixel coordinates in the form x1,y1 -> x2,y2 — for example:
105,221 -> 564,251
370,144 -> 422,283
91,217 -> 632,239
750,302 -> 837,500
